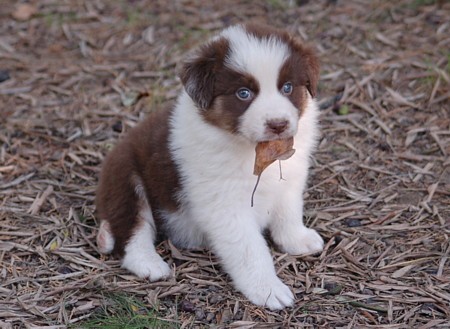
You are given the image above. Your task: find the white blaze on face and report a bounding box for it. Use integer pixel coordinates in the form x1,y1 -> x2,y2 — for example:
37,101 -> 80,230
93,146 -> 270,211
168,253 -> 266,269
219,25 -> 300,142
221,26 -> 289,79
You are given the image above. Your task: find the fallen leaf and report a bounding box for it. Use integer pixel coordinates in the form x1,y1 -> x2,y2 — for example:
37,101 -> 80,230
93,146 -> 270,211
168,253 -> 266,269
49,239 -> 59,251
391,264 -> 415,278
121,91 -> 140,107
142,25 -> 155,44
338,104 -> 350,115
72,301 -> 95,313
386,87 -> 417,108
120,90 -> 149,107
312,287 -> 328,294
12,4 -> 37,21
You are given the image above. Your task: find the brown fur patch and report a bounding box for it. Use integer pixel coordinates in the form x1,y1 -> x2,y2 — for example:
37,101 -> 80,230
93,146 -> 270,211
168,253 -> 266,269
178,37 -> 230,110
245,23 -> 320,98
95,105 -> 180,256
283,37 -> 320,98
278,56 -> 309,116
204,71 -> 259,133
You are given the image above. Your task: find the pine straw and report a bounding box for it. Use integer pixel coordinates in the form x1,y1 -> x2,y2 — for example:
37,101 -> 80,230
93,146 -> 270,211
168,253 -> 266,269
1,0 -> 449,328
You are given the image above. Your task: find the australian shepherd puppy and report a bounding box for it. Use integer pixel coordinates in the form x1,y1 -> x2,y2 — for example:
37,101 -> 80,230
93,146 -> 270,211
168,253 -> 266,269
96,23 -> 323,310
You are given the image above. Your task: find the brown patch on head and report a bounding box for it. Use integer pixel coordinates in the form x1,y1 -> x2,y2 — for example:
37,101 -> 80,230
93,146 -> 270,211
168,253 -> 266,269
277,47 -> 316,117
179,33 -> 261,133
178,37 -> 230,109
245,23 -> 320,99
204,71 -> 259,133
281,38 -> 320,99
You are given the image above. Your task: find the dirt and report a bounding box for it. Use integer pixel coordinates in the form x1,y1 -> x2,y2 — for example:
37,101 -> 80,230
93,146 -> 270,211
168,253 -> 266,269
1,0 -> 449,328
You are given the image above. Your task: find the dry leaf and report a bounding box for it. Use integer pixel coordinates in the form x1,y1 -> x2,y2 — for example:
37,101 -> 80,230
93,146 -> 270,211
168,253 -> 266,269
253,138 -> 295,176
391,264 -> 415,278
12,4 -> 37,21
142,25 -> 155,44
251,138 -> 295,206
385,87 -> 417,108
49,239 -> 59,251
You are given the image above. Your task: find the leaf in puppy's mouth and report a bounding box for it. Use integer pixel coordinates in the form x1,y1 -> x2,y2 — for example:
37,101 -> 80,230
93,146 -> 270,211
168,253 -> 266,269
253,137 -> 296,176
251,137 -> 296,206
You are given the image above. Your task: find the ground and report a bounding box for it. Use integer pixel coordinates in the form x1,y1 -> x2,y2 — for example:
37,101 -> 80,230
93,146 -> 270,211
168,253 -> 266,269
0,0 -> 449,328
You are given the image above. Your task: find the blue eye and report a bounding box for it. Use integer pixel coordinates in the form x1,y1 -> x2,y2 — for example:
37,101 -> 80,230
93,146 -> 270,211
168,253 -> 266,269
282,82 -> 293,95
236,88 -> 252,100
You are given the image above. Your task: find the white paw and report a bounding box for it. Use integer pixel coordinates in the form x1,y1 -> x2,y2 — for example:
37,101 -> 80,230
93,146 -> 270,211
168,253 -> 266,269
241,277 -> 294,310
278,227 -> 324,255
122,253 -> 171,282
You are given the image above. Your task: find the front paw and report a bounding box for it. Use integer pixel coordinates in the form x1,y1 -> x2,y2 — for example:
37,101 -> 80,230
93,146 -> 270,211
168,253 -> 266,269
122,253 -> 172,282
240,276 -> 294,310
278,227 -> 324,255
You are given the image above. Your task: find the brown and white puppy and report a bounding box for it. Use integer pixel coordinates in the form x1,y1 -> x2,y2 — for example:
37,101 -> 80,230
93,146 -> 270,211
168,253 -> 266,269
96,23 -> 322,310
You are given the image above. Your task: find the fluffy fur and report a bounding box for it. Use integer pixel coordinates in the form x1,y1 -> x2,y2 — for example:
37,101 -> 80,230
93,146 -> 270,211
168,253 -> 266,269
96,23 -> 323,310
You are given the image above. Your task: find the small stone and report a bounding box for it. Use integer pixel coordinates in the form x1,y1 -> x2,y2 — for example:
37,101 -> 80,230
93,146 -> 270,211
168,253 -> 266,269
0,70 -> 10,83
195,308 -> 205,321
209,294 -> 222,304
362,288 -> 374,295
112,121 -> 122,133
421,303 -> 438,312
206,312 -> 215,322
180,300 -> 195,313
173,258 -> 184,267
333,234 -> 343,245
345,218 -> 361,227
57,266 -> 73,274
324,282 -> 342,295
208,285 -> 219,292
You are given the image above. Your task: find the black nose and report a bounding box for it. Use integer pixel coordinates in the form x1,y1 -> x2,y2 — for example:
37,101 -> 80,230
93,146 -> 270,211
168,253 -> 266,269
266,119 -> 289,134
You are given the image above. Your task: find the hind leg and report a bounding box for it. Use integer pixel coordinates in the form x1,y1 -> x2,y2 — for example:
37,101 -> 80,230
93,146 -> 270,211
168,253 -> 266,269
96,165 -> 171,281
97,199 -> 171,281
121,198 -> 171,280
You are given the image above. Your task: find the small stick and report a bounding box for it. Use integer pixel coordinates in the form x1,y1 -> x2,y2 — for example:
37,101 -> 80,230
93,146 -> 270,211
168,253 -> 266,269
278,160 -> 286,181
251,174 -> 262,207
28,185 -> 54,215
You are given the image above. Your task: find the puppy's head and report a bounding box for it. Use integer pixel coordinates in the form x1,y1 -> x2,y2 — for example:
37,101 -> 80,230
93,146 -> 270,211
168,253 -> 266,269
179,23 -> 319,143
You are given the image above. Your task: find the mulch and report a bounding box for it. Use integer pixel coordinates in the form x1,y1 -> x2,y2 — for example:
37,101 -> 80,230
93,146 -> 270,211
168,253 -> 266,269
1,0 -> 449,328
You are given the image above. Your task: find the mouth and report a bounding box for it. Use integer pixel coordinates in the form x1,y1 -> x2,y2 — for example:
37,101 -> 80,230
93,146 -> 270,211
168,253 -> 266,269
257,133 -> 294,143
239,126 -> 296,144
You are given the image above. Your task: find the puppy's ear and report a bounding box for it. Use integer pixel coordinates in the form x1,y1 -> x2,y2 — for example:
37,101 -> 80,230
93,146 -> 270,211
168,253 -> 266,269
290,38 -> 320,98
303,49 -> 320,98
178,38 -> 229,109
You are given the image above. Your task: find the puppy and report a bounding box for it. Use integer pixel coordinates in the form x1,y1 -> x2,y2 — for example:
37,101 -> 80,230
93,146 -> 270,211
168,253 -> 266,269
96,23 -> 323,310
